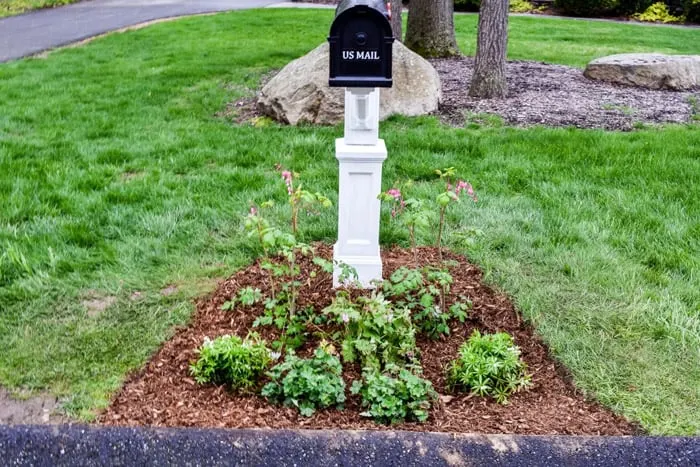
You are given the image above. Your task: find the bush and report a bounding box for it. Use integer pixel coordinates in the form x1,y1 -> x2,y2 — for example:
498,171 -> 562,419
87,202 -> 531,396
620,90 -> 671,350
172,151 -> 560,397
351,365 -> 437,424
447,330 -> 531,403
190,334 -> 271,389
261,345 -> 346,417
633,2 -> 682,21
555,0 -> 619,16
510,0 -> 536,12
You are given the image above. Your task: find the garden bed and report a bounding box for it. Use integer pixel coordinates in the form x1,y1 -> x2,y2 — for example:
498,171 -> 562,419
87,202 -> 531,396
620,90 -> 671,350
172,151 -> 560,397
99,244 -> 636,435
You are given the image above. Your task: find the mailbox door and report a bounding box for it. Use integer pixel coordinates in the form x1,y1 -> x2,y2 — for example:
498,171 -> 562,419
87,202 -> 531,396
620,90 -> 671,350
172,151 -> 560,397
329,6 -> 394,88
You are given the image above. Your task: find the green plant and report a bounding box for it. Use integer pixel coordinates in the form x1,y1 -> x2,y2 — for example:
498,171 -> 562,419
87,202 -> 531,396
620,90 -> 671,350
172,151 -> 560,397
221,286 -> 263,311
324,291 -> 417,369
382,266 -> 471,339
278,166 -> 332,237
510,0 -> 535,13
632,2 -> 682,22
261,344 -> 346,416
379,169 -> 477,265
447,331 -> 531,404
435,168 -> 478,263
351,364 -> 437,424
379,186 -> 431,266
689,96 -> 700,122
190,334 -> 271,389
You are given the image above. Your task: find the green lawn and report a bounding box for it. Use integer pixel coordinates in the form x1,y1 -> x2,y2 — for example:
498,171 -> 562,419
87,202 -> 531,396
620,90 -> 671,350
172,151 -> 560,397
0,0 -> 79,17
1,9 -> 699,434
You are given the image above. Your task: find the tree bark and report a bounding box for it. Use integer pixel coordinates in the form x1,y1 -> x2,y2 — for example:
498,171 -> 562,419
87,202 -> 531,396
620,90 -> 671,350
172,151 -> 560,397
389,1 -> 403,42
405,0 -> 459,58
468,0 -> 509,98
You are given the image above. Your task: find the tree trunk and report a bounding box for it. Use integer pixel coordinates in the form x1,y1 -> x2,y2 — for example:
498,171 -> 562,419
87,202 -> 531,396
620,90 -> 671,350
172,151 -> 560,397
468,0 -> 509,98
389,1 -> 403,42
405,0 -> 459,58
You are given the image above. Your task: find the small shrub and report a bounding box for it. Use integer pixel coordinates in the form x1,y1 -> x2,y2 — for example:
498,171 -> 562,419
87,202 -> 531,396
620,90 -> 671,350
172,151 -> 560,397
324,291 -> 417,369
190,334 -> 271,389
351,365 -> 437,424
447,330 -> 531,403
510,0 -> 535,12
261,344 -> 346,417
633,2 -> 682,21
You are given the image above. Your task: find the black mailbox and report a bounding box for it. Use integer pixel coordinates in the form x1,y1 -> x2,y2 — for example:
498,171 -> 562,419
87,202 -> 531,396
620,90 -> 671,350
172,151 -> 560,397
328,0 -> 394,88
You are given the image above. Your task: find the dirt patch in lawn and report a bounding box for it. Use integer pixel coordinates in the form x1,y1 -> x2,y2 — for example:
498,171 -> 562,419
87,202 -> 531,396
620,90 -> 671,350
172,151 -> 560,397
99,245 -> 636,435
0,388 -> 67,425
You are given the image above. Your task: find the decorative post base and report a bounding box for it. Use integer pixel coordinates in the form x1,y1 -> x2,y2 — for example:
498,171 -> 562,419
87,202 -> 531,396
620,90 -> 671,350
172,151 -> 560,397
333,138 -> 387,288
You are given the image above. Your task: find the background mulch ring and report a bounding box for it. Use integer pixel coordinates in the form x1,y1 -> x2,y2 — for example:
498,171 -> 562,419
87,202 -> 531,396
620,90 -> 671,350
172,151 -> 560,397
433,57 -> 697,130
231,56 -> 698,131
99,245 -> 637,435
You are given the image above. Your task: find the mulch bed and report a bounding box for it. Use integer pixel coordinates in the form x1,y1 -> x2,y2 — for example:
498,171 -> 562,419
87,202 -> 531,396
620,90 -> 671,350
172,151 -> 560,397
433,57 -> 697,130
99,245 -> 636,435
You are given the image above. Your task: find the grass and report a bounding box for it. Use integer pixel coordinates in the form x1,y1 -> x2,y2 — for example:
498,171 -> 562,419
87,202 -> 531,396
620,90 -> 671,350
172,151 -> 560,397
0,0 -> 79,17
0,9 -> 699,433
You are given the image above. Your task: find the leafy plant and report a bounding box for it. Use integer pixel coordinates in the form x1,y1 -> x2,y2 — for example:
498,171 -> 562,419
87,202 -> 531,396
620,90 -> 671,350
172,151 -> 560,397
190,334 -> 271,389
278,166 -> 332,237
261,343 -> 346,417
244,167 -> 334,351
221,286 -> 263,311
510,0 -> 535,12
380,169 -> 477,265
351,364 -> 437,424
434,168 -> 478,263
324,291 -> 417,370
632,2 -> 682,22
382,266 -> 471,339
447,330 -> 531,404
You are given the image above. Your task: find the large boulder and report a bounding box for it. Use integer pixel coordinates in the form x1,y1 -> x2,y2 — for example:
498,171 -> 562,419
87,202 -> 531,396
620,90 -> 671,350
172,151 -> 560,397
257,42 -> 441,125
584,53 -> 700,91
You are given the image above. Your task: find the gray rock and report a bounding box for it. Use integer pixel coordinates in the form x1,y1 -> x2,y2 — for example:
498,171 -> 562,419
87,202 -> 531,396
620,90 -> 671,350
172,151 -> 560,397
584,53 -> 700,91
257,42 -> 441,125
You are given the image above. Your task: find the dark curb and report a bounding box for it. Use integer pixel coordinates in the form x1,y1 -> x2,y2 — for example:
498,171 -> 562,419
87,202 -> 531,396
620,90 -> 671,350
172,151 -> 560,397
1,425 -> 698,466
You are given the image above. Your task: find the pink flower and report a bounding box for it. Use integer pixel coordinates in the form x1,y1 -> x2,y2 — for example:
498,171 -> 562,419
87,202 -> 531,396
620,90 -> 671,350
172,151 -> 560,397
386,188 -> 402,200
341,313 -> 350,323
280,170 -> 293,195
455,180 -> 478,202
250,206 -> 258,216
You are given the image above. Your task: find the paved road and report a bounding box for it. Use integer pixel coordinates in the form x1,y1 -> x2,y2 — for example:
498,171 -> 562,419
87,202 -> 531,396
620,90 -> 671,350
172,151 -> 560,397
0,0 -> 278,63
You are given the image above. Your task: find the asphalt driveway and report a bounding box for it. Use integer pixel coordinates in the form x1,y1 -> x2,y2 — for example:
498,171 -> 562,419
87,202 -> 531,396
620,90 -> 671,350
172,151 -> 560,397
0,0 -> 279,63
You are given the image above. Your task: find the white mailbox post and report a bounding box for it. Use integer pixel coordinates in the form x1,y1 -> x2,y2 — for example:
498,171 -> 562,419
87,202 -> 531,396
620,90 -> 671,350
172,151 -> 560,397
328,1 -> 394,288
333,88 -> 386,287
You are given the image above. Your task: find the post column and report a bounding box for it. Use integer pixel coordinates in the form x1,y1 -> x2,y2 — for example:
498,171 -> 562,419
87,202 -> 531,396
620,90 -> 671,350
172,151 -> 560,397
333,87 -> 386,288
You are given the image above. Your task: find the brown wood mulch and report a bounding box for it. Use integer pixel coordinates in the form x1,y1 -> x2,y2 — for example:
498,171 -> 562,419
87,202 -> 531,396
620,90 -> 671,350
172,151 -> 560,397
99,245 -> 637,435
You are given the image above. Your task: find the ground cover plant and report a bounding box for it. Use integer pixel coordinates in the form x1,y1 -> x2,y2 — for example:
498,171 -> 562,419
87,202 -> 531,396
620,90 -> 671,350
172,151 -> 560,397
0,9 -> 699,434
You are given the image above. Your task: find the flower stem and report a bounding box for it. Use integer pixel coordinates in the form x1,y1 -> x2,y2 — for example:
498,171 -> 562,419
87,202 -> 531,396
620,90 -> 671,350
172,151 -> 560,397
437,205 -> 446,263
